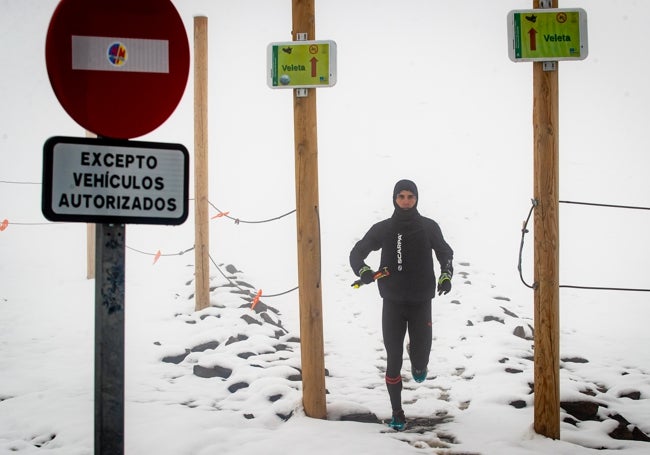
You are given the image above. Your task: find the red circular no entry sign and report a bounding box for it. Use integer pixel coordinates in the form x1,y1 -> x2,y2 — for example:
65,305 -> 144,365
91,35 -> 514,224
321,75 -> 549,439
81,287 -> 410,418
45,0 -> 190,139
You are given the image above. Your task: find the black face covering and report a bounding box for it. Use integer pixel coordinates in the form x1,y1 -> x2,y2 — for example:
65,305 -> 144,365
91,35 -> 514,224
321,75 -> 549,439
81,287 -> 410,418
392,179 -> 419,209
392,179 -> 419,222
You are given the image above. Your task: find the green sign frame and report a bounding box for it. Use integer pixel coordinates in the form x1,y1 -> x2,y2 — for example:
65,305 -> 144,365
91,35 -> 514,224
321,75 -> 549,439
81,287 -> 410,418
267,40 -> 337,89
507,8 -> 588,62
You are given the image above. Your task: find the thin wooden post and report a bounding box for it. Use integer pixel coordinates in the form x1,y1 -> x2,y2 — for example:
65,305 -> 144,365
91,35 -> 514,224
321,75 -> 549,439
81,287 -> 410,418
532,0 -> 560,439
292,0 -> 327,419
87,224 -> 95,279
86,130 -> 96,279
194,16 -> 210,311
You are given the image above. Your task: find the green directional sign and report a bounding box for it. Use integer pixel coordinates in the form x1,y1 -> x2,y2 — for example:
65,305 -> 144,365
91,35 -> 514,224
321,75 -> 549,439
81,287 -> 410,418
508,8 -> 588,62
267,40 -> 337,89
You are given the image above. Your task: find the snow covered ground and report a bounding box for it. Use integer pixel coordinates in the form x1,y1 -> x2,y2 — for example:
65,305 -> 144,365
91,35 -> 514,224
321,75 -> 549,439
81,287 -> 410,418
1,1 -> 649,454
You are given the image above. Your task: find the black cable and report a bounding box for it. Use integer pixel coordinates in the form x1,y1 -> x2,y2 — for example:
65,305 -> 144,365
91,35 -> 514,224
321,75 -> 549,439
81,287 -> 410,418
518,199 -> 537,289
560,284 -> 650,292
560,200 -> 650,211
0,180 -> 41,185
519,198 -> 650,292
207,200 -> 295,224
126,246 -> 194,257
208,254 -> 298,300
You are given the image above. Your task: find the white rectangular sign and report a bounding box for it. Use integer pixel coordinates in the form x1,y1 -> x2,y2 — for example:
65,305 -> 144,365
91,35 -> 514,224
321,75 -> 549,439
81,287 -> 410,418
42,137 -> 189,225
72,35 -> 169,73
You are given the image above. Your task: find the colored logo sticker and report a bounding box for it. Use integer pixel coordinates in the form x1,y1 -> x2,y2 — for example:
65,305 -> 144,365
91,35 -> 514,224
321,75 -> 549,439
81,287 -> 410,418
107,42 -> 128,67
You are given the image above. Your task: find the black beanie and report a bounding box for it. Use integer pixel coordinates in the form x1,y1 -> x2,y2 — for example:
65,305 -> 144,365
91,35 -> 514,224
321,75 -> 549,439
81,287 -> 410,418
392,179 -> 418,209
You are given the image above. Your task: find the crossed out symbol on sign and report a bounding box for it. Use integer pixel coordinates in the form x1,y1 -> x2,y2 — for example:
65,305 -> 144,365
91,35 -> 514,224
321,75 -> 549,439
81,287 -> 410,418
556,12 -> 567,23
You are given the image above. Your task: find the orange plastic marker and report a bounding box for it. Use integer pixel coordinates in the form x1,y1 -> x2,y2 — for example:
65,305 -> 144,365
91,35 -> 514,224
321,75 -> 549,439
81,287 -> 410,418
251,289 -> 263,310
211,211 -> 230,220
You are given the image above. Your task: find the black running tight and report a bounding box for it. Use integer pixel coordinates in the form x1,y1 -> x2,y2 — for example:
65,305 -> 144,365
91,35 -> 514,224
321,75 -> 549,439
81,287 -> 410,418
382,299 -> 432,411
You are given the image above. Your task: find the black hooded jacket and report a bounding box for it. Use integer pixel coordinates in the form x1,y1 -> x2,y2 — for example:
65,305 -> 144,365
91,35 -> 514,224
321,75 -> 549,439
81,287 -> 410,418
349,180 -> 454,302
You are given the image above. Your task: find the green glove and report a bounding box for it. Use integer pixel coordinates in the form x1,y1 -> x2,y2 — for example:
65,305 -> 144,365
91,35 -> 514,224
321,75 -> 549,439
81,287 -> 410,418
437,272 -> 452,295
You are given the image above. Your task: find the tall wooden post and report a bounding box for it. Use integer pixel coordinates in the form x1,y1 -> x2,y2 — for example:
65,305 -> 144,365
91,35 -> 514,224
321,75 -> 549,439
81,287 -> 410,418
532,0 -> 560,439
194,16 -> 210,311
292,0 -> 327,419
86,130 -> 96,279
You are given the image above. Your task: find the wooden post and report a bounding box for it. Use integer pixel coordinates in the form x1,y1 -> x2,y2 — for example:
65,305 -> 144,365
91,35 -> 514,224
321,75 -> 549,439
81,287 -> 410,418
86,130 -> 96,280
532,0 -> 560,439
292,0 -> 327,419
194,16 -> 210,311
87,224 -> 96,279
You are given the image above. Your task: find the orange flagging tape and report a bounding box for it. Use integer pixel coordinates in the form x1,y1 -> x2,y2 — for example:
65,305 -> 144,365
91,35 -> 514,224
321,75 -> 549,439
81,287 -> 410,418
211,211 -> 230,220
0,219 -> 8,231
250,289 -> 263,310
153,250 -> 162,265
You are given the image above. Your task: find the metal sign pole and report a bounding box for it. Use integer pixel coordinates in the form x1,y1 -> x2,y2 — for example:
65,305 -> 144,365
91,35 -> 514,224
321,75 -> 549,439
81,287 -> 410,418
94,223 -> 125,455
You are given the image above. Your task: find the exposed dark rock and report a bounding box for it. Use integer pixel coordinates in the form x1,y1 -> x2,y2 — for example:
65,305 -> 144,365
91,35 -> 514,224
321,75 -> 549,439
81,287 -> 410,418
340,412 -> 380,424
240,314 -> 262,326
513,324 -> 534,340
237,352 -> 256,359
162,349 -> 190,364
235,280 -> 255,289
560,401 -> 601,421
225,264 -> 241,274
228,382 -> 249,393
226,334 -> 249,345
483,315 -> 504,324
276,411 -> 293,422
466,320 -> 474,327
561,357 -> 589,364
269,394 -> 283,402
505,368 -> 523,374
191,340 -> 220,352
619,390 -> 641,400
246,300 -> 271,314
580,388 -> 597,397
243,413 -> 255,420
609,413 -> 650,442
509,400 -> 527,409
500,306 -> 518,317
563,416 -> 580,426
193,364 -> 233,379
